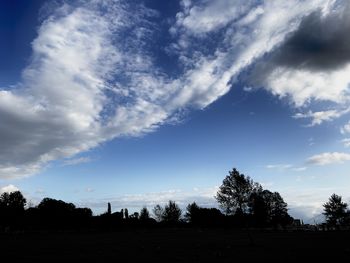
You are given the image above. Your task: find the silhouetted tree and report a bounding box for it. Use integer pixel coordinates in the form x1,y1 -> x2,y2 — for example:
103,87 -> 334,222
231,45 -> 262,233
0,191 -> 26,211
139,207 -> 150,221
323,193 -> 348,227
344,211 -> 350,226
186,202 -> 224,226
249,190 -> 271,226
185,202 -> 200,223
38,198 -> 76,213
249,189 -> 292,227
216,168 -> 261,215
130,212 -> 139,219
270,192 -> 291,226
75,207 -> 93,218
162,200 -> 182,223
0,191 -> 26,226
153,204 -> 164,222
37,198 -> 76,228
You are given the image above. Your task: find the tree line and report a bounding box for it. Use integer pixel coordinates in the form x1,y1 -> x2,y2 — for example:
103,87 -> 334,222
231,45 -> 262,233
0,167 -> 348,231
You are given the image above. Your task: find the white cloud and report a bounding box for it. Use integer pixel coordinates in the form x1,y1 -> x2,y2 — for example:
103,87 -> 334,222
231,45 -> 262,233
0,0 -> 241,178
172,0 -> 342,115
266,164 -> 292,170
307,152 -> 350,165
263,66 -> 350,107
293,108 -> 350,126
340,121 -> 350,134
0,3 -> 119,178
175,0 -> 256,34
0,0 -> 345,178
0,184 -> 19,194
266,164 -> 306,172
341,138 -> 350,147
0,1 -> 174,178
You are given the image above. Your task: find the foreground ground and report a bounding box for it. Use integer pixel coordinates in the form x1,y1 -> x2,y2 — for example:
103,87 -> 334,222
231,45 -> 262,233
1,228 -> 349,262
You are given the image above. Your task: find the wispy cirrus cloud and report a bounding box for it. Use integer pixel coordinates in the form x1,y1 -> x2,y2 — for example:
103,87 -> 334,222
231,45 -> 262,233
0,1 -> 171,178
0,0 -> 346,179
266,164 -> 307,172
293,108 -> 350,126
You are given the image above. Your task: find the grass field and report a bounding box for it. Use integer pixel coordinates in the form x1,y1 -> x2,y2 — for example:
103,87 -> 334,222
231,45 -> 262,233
1,228 -> 349,262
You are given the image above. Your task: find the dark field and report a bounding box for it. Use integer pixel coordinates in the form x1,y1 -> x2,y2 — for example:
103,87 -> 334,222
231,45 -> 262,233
1,229 -> 350,262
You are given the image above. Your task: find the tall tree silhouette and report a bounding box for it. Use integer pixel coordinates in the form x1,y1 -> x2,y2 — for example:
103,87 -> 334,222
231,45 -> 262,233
270,192 -> 290,226
323,193 -> 348,226
185,202 -> 200,223
139,207 -> 150,221
162,200 -> 182,223
216,168 -> 261,215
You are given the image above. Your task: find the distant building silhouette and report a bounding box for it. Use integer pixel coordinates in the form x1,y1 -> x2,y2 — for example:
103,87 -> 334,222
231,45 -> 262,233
107,202 -> 111,215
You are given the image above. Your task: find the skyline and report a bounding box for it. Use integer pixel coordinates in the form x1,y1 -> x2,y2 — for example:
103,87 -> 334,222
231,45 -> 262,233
1,0 -> 350,222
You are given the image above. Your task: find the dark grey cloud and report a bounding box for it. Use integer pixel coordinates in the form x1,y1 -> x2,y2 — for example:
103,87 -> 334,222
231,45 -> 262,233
273,6 -> 350,71
247,3 -> 350,85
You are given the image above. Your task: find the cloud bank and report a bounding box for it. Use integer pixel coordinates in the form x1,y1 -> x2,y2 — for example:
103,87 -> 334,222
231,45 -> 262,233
0,0 -> 348,178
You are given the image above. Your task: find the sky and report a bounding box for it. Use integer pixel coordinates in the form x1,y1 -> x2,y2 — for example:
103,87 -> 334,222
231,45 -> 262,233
1,0 -> 350,222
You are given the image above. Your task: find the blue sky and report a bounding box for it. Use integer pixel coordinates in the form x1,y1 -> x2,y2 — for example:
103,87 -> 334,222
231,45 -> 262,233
1,0 -> 350,222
